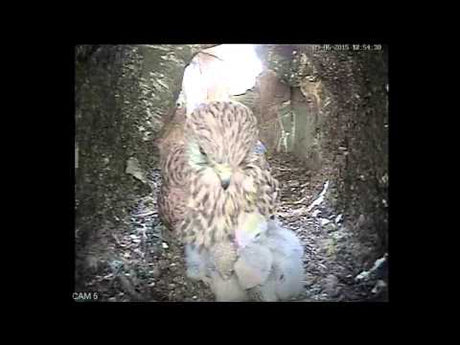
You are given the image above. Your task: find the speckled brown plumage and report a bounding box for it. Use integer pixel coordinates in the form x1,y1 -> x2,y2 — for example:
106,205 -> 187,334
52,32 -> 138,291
158,101 -> 279,251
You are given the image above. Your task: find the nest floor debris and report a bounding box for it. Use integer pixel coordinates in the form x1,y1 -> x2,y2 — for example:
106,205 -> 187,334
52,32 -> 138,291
75,153 -> 388,302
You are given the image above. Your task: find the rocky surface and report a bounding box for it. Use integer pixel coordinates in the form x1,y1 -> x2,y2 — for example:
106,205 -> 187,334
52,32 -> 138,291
74,153 -> 387,302
241,44 -> 389,261
268,153 -> 388,301
75,44 -> 213,288
74,44 -> 388,302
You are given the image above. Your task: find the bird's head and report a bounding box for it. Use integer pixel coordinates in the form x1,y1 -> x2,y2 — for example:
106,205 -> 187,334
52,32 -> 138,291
185,101 -> 259,191
234,212 -> 268,249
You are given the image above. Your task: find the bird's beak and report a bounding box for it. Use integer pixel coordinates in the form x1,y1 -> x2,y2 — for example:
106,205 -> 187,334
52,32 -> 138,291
214,164 -> 232,190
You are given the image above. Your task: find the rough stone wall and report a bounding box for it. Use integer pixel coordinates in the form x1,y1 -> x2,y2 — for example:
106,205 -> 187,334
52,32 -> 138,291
308,46 -> 388,255
75,44 -> 209,278
75,45 -> 146,256
255,44 -> 389,259
232,70 -> 290,153
231,52 -> 323,165
75,43 -> 388,293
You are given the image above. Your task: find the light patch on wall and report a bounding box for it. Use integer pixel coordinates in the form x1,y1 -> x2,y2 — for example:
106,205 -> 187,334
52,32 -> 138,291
211,44 -> 263,95
181,44 -> 263,114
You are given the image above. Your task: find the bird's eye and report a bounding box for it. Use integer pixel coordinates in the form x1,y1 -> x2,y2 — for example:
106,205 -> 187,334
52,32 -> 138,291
199,147 -> 207,157
255,233 -> 261,238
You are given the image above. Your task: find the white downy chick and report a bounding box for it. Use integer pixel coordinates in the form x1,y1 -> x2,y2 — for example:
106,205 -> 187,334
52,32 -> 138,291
184,212 -> 267,301
261,219 -> 305,300
185,242 -> 248,301
209,240 -> 238,280
234,212 -> 268,248
234,243 -> 273,289
207,242 -> 249,301
234,213 -> 305,301
233,212 -> 272,290
185,241 -> 238,281
207,269 -> 249,301
185,212 -> 304,302
206,212 -> 269,301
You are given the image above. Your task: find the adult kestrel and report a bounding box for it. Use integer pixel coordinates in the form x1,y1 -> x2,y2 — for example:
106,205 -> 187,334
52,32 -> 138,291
157,101 -> 305,301
158,101 -> 277,246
